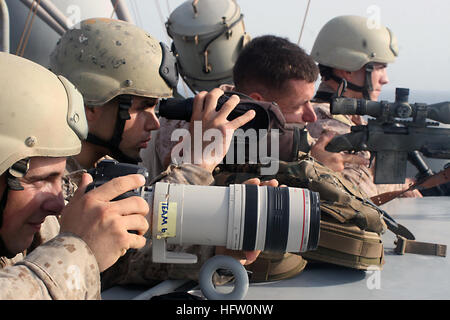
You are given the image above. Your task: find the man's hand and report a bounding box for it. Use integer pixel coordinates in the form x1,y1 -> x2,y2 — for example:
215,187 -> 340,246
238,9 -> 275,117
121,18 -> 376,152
310,130 -> 369,172
399,178 -> 423,198
188,88 -> 255,173
59,173 -> 149,272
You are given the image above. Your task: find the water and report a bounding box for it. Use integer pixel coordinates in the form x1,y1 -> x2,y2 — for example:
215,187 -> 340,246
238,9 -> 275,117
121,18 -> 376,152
380,89 -> 449,104
379,90 -> 450,177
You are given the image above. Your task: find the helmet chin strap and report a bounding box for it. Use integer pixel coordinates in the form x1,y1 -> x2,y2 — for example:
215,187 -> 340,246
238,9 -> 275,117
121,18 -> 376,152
86,95 -> 141,165
0,159 -> 30,258
329,64 -> 374,100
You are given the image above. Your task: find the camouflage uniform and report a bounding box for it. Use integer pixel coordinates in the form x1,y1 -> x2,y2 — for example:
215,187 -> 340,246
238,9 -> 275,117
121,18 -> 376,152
0,216 -> 101,299
63,157 -> 217,290
0,51 -> 100,300
140,118 -> 190,181
306,83 -> 413,198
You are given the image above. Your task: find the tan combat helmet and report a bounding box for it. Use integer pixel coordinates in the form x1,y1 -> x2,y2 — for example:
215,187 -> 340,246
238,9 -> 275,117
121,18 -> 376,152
0,52 -> 87,237
48,18 -> 178,163
311,15 -> 398,71
166,0 -> 250,92
0,52 -> 87,177
310,15 -> 399,99
49,18 -> 177,106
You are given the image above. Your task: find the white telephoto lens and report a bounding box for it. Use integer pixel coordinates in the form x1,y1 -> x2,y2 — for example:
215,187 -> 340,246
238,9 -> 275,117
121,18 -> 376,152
151,183 -> 320,254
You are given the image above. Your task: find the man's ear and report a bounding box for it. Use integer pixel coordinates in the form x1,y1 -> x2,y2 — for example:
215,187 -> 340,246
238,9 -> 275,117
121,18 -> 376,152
84,105 -> 101,122
248,92 -> 264,101
334,68 -> 353,82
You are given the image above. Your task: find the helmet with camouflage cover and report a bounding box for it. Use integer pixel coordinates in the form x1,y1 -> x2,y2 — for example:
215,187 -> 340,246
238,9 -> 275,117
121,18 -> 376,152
49,18 -> 177,106
310,15 -> 398,99
166,0 -> 250,92
0,52 -> 87,177
49,18 -> 178,163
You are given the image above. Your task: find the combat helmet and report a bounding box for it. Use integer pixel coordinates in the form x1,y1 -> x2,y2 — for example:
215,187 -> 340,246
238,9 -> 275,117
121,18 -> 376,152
166,0 -> 250,92
0,52 -> 87,235
310,15 -> 399,99
49,18 -> 178,163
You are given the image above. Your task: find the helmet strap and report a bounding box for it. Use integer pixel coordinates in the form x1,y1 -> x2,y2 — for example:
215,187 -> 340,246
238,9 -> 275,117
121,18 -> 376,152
86,95 -> 141,164
328,64 -> 374,100
0,159 -> 30,258
362,64 -> 374,100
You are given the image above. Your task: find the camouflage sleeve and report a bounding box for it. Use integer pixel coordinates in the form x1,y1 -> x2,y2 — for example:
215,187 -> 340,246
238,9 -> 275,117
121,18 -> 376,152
150,163 -> 215,186
0,233 -> 101,300
307,102 -> 355,139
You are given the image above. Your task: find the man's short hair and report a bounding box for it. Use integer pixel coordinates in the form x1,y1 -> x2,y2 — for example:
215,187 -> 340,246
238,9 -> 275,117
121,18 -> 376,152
233,35 -> 319,92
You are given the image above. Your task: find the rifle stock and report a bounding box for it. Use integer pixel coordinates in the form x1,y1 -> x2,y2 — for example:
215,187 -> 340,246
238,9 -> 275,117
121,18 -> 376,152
371,166 -> 450,205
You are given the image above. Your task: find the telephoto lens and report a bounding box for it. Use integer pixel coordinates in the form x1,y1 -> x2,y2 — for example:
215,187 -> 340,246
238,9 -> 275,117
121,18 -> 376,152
85,160 -> 321,264
150,182 -> 321,263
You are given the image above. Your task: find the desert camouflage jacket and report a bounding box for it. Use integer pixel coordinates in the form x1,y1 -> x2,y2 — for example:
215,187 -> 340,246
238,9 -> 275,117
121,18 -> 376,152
0,215 -> 100,299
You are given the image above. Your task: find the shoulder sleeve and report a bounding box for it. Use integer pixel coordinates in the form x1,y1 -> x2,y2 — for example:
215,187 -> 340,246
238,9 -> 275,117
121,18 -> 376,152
150,164 -> 214,186
307,102 -> 354,139
0,233 -> 101,300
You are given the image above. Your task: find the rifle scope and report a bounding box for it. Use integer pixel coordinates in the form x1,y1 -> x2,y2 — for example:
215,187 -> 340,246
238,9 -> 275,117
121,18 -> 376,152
331,88 -> 450,124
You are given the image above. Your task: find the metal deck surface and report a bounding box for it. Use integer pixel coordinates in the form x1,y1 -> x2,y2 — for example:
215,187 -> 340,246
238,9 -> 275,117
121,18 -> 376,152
102,197 -> 450,300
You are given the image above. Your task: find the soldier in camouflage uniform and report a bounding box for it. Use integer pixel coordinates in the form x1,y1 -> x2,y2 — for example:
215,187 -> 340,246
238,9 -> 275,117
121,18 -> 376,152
306,15 -> 422,199
48,18 -> 177,172
49,18 -> 258,290
211,35 -> 321,282
142,35 -> 321,283
0,53 -> 150,299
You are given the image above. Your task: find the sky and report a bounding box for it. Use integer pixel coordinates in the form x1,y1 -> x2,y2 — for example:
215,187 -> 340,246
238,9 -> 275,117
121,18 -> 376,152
6,0 -> 448,102
129,0 -> 450,102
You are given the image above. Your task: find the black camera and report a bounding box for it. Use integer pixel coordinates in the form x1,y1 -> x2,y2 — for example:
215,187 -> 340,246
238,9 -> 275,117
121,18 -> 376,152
157,93 -> 272,131
85,160 -> 148,201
